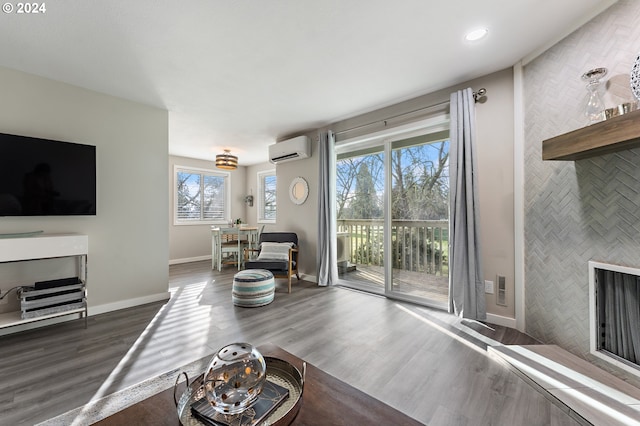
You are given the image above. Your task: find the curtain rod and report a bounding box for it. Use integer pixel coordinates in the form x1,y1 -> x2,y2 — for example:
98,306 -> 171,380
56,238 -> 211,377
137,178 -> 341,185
334,88 -> 486,136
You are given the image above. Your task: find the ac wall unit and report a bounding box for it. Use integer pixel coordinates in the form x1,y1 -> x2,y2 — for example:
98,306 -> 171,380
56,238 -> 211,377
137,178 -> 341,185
269,135 -> 311,164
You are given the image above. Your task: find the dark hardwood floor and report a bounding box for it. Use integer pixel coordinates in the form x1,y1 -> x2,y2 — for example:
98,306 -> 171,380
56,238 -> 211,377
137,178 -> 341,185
0,261 -> 579,425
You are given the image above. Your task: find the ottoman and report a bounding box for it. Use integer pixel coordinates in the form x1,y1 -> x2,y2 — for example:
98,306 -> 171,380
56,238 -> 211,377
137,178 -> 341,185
232,269 -> 275,307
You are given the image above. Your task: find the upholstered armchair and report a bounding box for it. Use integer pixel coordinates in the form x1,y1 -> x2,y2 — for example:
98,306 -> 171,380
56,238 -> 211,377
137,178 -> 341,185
244,232 -> 299,293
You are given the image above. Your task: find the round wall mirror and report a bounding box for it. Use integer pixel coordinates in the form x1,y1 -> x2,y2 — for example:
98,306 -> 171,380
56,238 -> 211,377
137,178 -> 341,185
289,177 -> 309,205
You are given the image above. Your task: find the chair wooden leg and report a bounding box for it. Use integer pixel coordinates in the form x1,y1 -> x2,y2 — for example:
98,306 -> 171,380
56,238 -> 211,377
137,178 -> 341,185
288,276 -> 292,293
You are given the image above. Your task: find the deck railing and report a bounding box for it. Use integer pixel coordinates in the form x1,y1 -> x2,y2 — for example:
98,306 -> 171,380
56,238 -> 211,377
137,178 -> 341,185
337,219 -> 449,276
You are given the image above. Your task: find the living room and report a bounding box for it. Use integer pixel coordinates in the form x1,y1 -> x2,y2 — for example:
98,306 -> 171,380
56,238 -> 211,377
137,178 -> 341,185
2,1 -> 640,424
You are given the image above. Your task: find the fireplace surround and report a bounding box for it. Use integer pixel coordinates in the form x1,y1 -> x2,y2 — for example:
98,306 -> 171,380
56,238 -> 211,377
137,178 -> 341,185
589,260 -> 640,377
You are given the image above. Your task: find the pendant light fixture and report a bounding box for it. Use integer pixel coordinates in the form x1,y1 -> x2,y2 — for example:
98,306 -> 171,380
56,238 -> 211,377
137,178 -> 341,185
215,149 -> 238,170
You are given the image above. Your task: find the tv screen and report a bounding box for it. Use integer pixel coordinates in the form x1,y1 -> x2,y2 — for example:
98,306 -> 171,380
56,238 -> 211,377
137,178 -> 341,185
0,133 -> 96,216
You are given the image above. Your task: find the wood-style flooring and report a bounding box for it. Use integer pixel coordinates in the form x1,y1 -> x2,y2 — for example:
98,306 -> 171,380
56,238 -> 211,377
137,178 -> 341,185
0,261 -> 580,425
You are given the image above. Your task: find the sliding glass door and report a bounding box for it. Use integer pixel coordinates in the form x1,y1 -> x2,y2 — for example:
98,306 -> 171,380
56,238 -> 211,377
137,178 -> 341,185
336,129 -> 450,308
389,135 -> 449,306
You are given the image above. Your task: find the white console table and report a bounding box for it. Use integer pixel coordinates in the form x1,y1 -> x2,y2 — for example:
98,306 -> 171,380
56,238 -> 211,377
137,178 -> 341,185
0,233 -> 88,330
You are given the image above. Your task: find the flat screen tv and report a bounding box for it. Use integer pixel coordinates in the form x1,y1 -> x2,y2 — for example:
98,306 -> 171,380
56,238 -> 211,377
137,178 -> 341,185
0,132 -> 96,216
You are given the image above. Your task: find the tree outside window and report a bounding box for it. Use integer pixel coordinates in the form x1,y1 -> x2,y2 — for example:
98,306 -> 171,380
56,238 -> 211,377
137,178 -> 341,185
335,138 -> 449,273
258,170 -> 276,223
175,166 -> 229,224
336,140 -> 448,221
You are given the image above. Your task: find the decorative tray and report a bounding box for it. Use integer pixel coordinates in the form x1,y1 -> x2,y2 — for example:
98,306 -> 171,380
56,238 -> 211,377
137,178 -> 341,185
174,357 -> 305,426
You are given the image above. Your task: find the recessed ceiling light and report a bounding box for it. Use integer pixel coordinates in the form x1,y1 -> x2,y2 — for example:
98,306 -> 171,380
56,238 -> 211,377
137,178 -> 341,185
465,28 -> 489,42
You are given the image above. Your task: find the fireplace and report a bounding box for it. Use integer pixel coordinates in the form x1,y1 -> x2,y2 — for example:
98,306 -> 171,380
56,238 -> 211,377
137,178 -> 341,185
589,261 -> 640,377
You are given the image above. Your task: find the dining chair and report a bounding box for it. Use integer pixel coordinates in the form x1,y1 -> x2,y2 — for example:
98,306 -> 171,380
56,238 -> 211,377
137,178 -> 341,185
220,227 -> 242,271
211,227 -> 243,271
211,227 -> 221,270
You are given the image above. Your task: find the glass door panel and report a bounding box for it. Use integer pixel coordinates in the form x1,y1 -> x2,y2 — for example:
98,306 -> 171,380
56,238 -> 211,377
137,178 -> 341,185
335,147 -> 386,294
389,136 -> 450,308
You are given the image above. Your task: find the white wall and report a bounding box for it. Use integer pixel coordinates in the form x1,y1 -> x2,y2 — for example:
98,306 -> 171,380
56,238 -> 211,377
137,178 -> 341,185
169,155 -> 247,264
0,66 -> 170,317
474,69 -> 516,321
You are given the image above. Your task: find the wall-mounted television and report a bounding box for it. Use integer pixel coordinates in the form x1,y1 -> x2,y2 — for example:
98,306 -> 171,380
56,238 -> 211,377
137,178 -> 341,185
0,132 -> 96,216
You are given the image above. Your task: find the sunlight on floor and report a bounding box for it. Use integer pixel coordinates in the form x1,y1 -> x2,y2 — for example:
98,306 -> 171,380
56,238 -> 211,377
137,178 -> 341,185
497,346 -> 640,426
67,280 -> 213,425
560,388 -> 640,426
394,304 -> 487,355
510,346 -> 638,402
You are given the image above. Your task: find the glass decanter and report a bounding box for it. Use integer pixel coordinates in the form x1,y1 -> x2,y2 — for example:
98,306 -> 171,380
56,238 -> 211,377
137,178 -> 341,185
582,67 -> 607,125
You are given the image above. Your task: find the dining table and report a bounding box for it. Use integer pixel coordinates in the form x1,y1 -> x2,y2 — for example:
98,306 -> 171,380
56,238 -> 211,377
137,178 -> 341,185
211,226 -> 259,270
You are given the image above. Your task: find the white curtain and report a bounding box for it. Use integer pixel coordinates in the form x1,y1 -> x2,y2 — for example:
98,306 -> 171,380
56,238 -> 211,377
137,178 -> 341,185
449,88 -> 486,320
317,130 -> 338,286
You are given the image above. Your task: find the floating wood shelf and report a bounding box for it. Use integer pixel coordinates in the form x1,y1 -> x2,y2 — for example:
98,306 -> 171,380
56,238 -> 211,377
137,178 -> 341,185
542,108 -> 640,160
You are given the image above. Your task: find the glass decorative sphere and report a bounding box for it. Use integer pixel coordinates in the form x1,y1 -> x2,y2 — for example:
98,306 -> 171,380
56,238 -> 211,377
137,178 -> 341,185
204,343 -> 267,414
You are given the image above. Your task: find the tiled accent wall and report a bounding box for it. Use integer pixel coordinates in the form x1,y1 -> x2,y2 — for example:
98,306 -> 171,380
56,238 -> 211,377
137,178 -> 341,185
524,0 -> 640,364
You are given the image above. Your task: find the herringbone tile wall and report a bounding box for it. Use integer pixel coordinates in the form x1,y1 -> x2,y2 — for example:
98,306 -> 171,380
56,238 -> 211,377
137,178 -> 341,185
524,0 -> 640,360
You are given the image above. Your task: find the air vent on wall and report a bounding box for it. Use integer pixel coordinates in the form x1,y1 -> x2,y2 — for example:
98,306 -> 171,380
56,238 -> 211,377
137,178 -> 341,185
496,275 -> 507,306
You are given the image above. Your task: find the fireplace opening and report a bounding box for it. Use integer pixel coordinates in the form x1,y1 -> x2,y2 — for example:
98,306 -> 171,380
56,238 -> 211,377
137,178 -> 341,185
589,261 -> 640,376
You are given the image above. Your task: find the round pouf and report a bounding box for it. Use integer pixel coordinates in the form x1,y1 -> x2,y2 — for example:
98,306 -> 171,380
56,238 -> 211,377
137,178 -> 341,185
232,269 -> 275,307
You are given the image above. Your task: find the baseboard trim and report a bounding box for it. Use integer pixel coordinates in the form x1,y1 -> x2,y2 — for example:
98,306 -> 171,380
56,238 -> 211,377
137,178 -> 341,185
0,292 -> 171,337
89,292 -> 171,316
169,255 -> 211,265
486,313 -> 517,329
301,274 -> 317,283
0,314 -> 84,336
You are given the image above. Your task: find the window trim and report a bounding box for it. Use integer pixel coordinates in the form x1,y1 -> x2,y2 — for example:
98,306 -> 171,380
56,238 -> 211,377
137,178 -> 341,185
257,169 -> 277,224
173,165 -> 231,226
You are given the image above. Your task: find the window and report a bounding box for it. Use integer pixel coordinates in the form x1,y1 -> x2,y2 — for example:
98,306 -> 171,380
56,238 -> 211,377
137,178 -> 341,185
174,166 -> 230,225
258,170 -> 276,223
